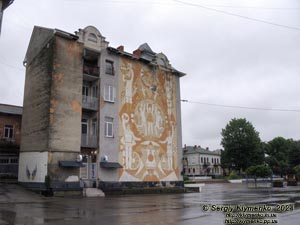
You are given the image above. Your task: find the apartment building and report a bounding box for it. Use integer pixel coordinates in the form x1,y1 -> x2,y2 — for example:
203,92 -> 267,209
0,103 -> 22,178
19,26 -> 185,192
182,145 -> 222,177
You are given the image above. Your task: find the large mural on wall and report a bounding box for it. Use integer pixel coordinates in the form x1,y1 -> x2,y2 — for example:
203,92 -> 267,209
118,58 -> 179,181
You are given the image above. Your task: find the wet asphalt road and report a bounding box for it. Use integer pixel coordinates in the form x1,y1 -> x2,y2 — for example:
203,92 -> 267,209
0,183 -> 300,225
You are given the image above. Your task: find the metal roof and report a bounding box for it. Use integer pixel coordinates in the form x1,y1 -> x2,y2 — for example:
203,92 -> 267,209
100,161 -> 123,169
0,104 -> 22,115
59,161 -> 84,168
183,146 -> 221,156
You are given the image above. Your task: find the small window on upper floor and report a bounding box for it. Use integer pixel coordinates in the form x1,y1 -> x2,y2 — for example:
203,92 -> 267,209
4,125 -> 13,139
105,60 -> 114,75
88,33 -> 97,43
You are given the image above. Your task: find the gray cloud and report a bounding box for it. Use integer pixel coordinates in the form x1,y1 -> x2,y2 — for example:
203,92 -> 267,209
1,0 -> 300,150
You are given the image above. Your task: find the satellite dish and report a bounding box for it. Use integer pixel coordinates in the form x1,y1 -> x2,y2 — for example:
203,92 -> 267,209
76,154 -> 83,162
101,155 -> 108,162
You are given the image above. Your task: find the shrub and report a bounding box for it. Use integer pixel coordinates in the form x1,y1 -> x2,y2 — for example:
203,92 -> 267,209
227,171 -> 240,180
183,175 -> 189,182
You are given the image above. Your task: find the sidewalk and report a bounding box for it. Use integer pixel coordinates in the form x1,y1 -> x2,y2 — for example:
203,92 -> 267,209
0,183 -> 45,204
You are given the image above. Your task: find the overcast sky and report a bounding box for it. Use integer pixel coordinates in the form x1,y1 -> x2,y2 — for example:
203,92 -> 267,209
0,0 -> 300,150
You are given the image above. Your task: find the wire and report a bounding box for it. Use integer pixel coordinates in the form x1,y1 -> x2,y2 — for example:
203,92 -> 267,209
0,60 -> 25,71
189,1 -> 300,10
173,0 -> 300,31
181,99 -> 300,113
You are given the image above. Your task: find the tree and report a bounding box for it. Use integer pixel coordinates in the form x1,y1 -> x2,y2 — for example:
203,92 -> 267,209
294,165 -> 300,181
246,164 -> 272,187
288,140 -> 300,169
221,118 -> 263,174
265,137 -> 289,177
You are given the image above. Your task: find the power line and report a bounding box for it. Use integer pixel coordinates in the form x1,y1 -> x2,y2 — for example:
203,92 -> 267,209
191,1 -> 300,10
0,60 -> 25,71
173,0 -> 300,31
181,99 -> 300,113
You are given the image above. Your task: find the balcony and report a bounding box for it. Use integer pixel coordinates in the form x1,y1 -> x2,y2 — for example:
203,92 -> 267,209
81,134 -> 98,148
83,64 -> 100,78
82,96 -> 98,111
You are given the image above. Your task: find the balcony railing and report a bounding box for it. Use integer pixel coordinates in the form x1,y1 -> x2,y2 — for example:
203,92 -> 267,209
83,64 -> 100,77
82,96 -> 98,111
81,134 -> 98,148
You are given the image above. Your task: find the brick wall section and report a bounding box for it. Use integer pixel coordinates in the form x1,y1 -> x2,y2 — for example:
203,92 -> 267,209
0,113 -> 22,145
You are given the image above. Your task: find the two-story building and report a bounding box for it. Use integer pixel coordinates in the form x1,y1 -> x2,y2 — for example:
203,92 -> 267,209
0,103 -> 22,178
182,145 -> 222,177
19,25 -> 185,193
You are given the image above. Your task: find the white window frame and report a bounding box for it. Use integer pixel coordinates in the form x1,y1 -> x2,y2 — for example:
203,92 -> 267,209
104,117 -> 114,138
4,125 -> 14,139
104,85 -> 115,102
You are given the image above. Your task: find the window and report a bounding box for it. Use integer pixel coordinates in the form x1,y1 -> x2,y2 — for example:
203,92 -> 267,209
212,158 -> 214,163
4,125 -> 13,139
91,119 -> 97,136
104,85 -> 115,102
193,168 -> 195,173
92,85 -> 98,98
0,158 -> 9,164
88,33 -> 97,43
104,117 -> 113,137
82,85 -> 89,103
105,60 -> 114,75
201,157 -> 203,163
81,119 -> 88,135
10,158 -> 18,164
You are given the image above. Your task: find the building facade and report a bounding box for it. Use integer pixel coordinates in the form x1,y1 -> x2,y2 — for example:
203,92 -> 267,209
0,0 -> 14,35
0,103 -> 22,178
19,26 -> 185,192
182,145 -> 222,177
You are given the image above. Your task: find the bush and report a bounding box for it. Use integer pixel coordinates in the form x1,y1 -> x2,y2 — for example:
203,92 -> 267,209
246,164 -> 272,178
183,175 -> 189,182
294,165 -> 300,175
227,171 -> 241,180
184,180 -> 196,184
44,175 -> 51,189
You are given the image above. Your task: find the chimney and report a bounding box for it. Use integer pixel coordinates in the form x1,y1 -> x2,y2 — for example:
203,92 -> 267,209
184,144 -> 186,149
133,49 -> 141,57
117,45 -> 124,51
206,147 -> 209,150
198,145 -> 201,149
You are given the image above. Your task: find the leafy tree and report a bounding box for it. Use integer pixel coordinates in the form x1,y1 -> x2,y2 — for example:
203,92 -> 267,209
221,118 -> 263,174
288,140 -> 300,169
246,164 -> 272,187
294,165 -> 300,179
265,137 -> 289,177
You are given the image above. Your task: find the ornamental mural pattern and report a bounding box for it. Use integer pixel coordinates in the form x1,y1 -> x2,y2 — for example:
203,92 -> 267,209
118,58 -> 179,181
